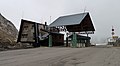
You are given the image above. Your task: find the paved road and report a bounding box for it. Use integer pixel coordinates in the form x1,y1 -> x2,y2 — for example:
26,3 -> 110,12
0,46 -> 120,66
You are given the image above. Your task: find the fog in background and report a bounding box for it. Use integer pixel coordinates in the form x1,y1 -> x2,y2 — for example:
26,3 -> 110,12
0,0 -> 120,43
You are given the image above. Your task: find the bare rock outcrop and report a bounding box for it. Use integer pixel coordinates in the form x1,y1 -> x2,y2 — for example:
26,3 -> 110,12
0,13 -> 18,48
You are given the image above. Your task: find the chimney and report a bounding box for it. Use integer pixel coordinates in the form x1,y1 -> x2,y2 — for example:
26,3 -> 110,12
45,22 -> 47,30
45,22 -> 47,26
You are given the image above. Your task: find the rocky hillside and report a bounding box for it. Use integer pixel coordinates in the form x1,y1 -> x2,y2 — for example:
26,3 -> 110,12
0,13 -> 18,45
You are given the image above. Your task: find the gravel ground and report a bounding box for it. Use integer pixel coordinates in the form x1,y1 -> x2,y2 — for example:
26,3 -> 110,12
0,46 -> 120,66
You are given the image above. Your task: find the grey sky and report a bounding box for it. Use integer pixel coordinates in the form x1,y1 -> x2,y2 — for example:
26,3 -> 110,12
0,0 -> 120,43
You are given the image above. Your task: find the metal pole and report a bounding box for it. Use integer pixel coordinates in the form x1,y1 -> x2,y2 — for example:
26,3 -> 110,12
49,35 -> 52,47
86,32 -> 90,47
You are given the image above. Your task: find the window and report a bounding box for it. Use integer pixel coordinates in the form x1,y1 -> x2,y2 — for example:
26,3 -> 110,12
23,26 -> 28,30
21,34 -> 28,38
31,25 -> 34,29
33,38 -> 35,40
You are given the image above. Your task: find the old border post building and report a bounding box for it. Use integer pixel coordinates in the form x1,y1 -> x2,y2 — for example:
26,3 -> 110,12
49,12 -> 95,47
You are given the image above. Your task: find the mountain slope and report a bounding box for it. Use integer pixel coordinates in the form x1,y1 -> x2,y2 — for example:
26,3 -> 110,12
0,13 -> 18,44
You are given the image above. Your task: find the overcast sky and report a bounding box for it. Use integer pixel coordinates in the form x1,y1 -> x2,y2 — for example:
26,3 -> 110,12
0,0 -> 120,43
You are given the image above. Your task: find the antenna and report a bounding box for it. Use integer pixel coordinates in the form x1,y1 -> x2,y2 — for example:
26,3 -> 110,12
83,0 -> 87,13
84,6 -> 86,13
50,16 -> 51,24
22,11 -> 24,19
112,26 -> 114,29
41,18 -> 44,24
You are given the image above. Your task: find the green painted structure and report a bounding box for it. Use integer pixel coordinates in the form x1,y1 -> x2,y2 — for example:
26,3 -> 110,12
68,33 -> 91,48
72,32 -> 77,48
49,35 -> 52,47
